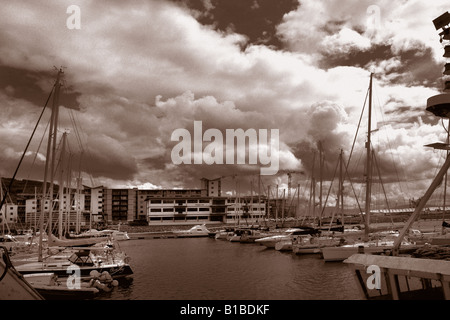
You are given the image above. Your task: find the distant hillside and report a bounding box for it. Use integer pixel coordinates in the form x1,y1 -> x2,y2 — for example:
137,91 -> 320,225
1,177 -> 59,203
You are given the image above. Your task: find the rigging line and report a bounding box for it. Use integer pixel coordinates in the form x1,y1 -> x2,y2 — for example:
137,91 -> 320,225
47,134 -> 65,199
70,109 -> 97,187
370,141 -> 408,206
318,152 -> 339,222
372,151 -> 395,227
441,118 -> 449,134
68,109 -> 85,188
373,85 -> 410,198
342,153 -> 365,224
1,179 -> 13,204
68,109 -> 83,152
22,115 -> 52,194
0,83 -> 55,213
347,87 -> 369,169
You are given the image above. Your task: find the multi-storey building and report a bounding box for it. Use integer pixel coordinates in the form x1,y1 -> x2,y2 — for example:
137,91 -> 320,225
224,197 -> 266,224
145,186 -> 267,225
0,203 -> 18,228
201,177 -> 222,197
102,188 -> 137,223
3,178 -> 291,228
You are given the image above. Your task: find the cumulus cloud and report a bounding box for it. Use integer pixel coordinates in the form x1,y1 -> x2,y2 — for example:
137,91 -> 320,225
1,0 -> 449,207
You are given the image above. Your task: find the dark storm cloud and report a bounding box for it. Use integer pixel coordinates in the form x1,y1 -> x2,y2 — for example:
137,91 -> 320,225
0,65 -> 81,110
319,44 -> 443,89
170,0 -> 299,48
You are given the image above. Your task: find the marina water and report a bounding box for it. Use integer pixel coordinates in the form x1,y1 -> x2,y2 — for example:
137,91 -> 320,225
95,237 -> 361,300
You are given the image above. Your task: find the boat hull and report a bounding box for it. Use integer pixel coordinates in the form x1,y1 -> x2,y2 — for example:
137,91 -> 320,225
16,263 -> 133,279
293,245 -> 322,254
275,241 -> 292,251
321,244 -> 417,262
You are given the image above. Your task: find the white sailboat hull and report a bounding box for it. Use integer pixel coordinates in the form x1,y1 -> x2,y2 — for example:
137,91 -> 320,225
321,242 -> 418,262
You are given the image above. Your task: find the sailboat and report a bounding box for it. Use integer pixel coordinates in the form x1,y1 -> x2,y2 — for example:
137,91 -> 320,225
11,69 -> 133,282
292,149 -> 360,255
345,22 -> 450,297
0,246 -> 44,300
320,73 -> 417,262
345,18 -> 450,297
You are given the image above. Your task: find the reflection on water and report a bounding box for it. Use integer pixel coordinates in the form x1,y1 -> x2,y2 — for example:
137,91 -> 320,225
96,237 -> 361,300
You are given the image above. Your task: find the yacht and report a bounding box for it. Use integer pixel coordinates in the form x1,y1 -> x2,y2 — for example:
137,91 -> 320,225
254,228 -> 306,248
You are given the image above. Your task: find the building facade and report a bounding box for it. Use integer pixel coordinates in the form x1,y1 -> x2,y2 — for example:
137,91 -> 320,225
0,203 -> 18,228
201,177 -> 222,197
145,187 -> 267,226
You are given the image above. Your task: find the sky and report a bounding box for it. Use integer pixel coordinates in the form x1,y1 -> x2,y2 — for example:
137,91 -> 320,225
1,0 -> 450,209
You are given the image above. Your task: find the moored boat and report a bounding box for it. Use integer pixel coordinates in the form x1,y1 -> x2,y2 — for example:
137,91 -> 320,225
0,246 -> 44,300
214,227 -> 235,240
292,235 -> 342,255
15,244 -> 133,279
255,228 -> 305,248
345,26 -> 450,299
23,269 -> 119,300
321,234 -> 417,262
172,224 -> 211,238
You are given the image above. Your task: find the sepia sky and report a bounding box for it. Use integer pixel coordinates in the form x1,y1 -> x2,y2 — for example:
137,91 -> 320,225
1,0 -> 450,208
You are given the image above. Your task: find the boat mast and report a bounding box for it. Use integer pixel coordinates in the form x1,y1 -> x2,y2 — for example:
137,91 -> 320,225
319,141 -> 323,217
339,149 -> 344,226
58,131 -> 67,239
364,73 -> 374,236
1,177 -> 3,236
39,68 -> 63,261
443,121 -> 449,234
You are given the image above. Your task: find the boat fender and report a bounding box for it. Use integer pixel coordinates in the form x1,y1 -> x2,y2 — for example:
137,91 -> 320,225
90,270 -> 101,278
93,280 -> 107,291
99,271 -> 112,282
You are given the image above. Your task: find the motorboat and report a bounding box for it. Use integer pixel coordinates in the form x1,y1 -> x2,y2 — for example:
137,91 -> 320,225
238,229 -> 270,243
255,228 -> 306,248
172,224 -> 211,238
226,227 -> 268,243
292,235 -> 343,254
15,243 -> 133,279
214,227 -> 235,240
23,270 -> 119,300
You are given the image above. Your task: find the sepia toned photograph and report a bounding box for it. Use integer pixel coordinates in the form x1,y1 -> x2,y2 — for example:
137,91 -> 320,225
1,0 -> 450,313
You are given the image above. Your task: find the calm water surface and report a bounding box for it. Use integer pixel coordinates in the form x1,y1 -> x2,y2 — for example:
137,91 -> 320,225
96,237 -> 361,300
